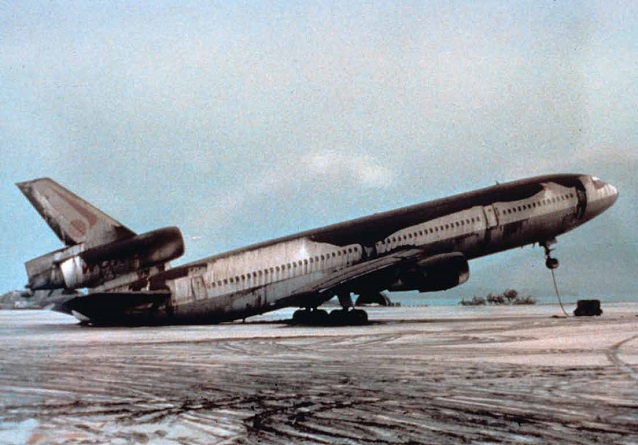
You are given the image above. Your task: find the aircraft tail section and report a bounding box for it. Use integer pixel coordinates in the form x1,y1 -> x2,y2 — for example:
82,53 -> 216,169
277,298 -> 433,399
17,178 -> 184,292
17,178 -> 135,247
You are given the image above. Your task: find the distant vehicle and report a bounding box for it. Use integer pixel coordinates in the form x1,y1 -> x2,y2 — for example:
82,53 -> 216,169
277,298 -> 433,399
17,174 -> 618,325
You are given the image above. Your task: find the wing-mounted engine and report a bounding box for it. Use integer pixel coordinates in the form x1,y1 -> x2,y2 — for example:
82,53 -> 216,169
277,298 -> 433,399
388,252 -> 469,292
25,227 -> 184,291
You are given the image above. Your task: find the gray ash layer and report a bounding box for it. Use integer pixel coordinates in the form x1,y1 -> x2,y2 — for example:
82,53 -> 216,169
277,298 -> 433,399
0,304 -> 636,444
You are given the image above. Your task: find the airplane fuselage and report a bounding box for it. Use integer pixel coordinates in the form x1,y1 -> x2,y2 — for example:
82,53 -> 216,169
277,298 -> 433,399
121,173 -> 617,324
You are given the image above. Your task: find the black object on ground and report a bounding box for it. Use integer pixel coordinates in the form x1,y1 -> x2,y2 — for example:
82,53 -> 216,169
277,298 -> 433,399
574,299 -> 603,317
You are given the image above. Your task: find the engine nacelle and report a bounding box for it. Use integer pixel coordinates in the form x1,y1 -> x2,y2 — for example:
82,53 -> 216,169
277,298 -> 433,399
25,227 -> 184,290
388,252 -> 470,292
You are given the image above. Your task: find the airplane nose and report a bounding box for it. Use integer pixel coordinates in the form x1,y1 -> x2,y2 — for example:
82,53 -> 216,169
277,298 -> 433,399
608,183 -> 619,204
584,176 -> 619,220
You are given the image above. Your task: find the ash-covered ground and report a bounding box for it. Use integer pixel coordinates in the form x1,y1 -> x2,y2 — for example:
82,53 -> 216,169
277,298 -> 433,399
0,304 -> 636,445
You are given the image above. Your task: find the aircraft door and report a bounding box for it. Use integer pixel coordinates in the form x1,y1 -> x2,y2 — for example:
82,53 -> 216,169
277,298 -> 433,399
576,188 -> 587,219
191,275 -> 207,300
483,205 -> 499,229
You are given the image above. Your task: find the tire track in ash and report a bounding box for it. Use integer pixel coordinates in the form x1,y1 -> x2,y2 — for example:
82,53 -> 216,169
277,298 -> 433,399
174,330 -> 637,444
1,313 -> 637,444
606,334 -> 638,381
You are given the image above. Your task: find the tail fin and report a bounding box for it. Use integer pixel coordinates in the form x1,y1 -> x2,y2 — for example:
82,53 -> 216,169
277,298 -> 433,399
17,178 -> 135,247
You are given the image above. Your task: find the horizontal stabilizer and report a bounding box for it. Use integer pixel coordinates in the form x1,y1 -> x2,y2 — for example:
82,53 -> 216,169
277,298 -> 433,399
65,290 -> 170,321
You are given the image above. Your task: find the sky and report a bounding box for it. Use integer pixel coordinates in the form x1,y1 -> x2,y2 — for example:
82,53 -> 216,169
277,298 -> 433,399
1,1 -> 636,301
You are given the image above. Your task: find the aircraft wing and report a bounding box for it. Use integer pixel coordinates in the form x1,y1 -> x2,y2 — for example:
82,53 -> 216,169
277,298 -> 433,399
291,248 -> 427,302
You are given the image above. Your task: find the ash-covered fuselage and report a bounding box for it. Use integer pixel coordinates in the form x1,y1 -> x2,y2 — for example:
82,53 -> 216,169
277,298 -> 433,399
17,174 -> 618,325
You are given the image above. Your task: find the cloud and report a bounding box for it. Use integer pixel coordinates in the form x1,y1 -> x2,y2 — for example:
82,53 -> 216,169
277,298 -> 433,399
189,151 -> 395,229
306,151 -> 396,189
1,2 -> 636,293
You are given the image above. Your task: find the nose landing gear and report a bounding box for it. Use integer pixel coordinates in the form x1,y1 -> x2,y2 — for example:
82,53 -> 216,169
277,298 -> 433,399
542,241 -> 559,270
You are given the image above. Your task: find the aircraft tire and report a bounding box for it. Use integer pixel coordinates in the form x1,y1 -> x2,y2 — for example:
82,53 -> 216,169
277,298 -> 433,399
293,309 -> 329,325
329,309 -> 348,325
350,309 -> 368,325
292,309 -> 310,324
311,309 -> 329,325
329,309 -> 368,325
545,257 -> 559,269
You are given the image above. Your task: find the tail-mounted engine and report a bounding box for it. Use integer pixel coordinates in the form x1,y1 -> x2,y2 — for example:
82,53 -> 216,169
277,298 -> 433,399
25,227 -> 184,290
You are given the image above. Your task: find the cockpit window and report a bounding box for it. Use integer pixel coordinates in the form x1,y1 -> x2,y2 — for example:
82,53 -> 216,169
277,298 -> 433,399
591,176 -> 606,190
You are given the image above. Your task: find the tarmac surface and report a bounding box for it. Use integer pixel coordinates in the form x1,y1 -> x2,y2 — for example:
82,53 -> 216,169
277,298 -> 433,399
0,303 -> 636,445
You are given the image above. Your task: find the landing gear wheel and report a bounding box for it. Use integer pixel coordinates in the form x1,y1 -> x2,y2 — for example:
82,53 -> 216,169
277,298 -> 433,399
350,309 -> 368,325
329,308 -> 369,325
292,309 -> 310,325
310,309 -> 329,325
541,241 -> 559,270
292,308 -> 329,325
545,257 -> 559,270
329,309 -> 348,325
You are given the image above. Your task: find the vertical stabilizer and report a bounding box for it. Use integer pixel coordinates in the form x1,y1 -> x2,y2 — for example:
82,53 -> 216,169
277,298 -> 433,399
17,178 -> 135,247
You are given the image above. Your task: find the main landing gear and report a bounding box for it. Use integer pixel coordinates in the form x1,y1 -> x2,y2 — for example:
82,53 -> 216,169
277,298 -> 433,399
292,308 -> 329,325
291,292 -> 369,326
291,308 -> 369,326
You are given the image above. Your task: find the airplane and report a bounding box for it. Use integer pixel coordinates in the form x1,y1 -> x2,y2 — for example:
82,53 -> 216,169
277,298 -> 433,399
17,173 -> 618,326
